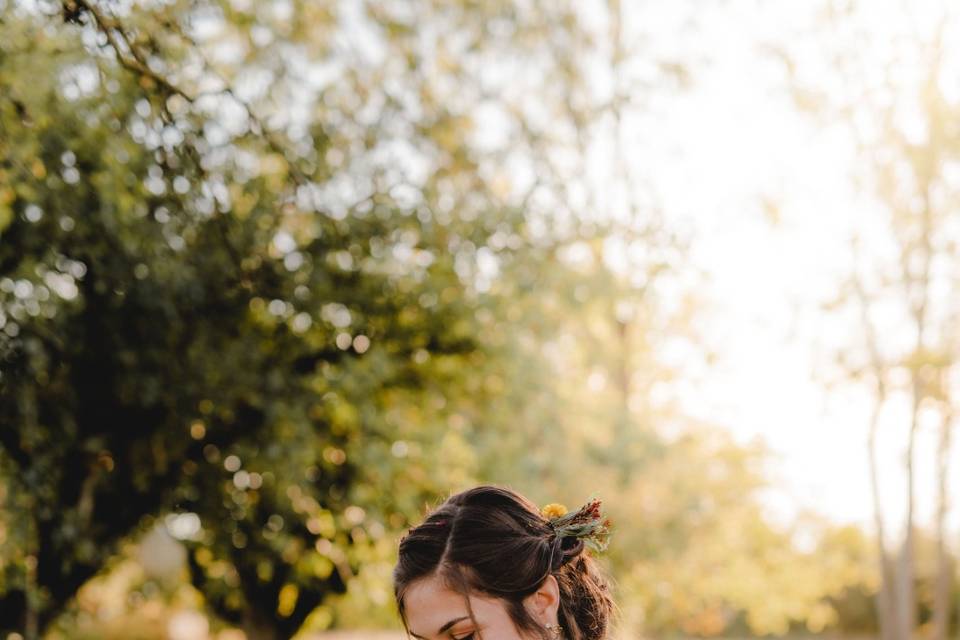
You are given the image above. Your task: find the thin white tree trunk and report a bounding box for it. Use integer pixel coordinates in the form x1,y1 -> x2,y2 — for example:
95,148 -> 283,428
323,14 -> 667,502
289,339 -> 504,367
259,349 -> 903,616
853,250 -> 901,640
895,405 -> 918,640
895,139 -> 934,640
868,404 -> 900,640
932,410 -> 954,640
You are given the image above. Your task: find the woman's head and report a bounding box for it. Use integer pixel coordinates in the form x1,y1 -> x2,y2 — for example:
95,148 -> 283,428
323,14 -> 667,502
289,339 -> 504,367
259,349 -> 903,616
393,485 -> 614,640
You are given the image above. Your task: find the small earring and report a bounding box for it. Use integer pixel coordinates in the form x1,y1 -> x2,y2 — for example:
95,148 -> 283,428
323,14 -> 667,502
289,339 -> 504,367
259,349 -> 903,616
545,622 -> 563,639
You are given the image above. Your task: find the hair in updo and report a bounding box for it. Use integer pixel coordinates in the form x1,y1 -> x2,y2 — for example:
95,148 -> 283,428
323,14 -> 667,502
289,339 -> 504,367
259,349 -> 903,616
393,485 -> 614,640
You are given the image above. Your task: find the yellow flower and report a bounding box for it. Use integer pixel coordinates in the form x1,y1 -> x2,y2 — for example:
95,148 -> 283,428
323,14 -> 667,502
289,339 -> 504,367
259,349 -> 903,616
541,503 -> 568,519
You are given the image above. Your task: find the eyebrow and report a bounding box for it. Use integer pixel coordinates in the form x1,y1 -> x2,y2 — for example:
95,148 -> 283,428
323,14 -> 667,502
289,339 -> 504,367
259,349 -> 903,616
410,616 -> 470,639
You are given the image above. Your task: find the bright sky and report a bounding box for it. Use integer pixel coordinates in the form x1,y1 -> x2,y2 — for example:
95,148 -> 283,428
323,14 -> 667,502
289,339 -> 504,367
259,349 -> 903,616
627,0 -> 960,543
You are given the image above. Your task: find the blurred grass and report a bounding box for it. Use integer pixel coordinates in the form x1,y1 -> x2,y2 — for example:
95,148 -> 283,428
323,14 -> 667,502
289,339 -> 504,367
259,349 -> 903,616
307,635 -> 881,640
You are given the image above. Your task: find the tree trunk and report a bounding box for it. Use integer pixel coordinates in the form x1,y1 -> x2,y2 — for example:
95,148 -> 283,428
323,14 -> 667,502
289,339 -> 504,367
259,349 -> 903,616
932,411 -> 954,640
895,398 -> 920,640
242,612 -> 283,640
854,256 -> 901,640
898,238 -> 928,640
868,400 -> 900,640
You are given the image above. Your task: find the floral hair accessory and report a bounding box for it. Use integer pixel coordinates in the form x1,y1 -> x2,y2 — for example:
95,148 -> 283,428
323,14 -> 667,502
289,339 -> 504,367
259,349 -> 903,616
541,503 -> 568,519
542,497 -> 612,554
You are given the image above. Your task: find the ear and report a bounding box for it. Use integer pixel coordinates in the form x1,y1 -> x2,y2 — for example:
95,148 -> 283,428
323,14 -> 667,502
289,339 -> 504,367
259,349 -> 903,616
523,574 -> 561,626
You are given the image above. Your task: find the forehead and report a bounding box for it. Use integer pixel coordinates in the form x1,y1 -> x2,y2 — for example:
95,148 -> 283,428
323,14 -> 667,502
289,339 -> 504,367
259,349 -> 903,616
403,574 -> 505,637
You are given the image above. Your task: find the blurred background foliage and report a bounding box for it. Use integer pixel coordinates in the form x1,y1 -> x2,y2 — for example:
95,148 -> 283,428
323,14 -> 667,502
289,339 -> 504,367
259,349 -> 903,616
1,1 -> 959,640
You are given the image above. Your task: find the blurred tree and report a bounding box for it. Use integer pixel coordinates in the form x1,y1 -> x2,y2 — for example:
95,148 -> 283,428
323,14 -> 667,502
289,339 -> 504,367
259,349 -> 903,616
0,2 -> 501,637
0,1 -> 898,639
772,4 -> 960,640
325,1 -> 881,636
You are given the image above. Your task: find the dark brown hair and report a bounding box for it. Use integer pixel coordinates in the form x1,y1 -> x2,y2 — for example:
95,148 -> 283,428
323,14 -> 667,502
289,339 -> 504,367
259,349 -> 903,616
393,485 -> 614,640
